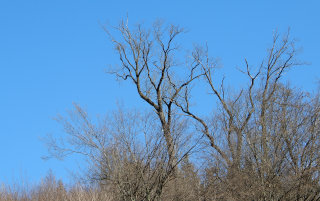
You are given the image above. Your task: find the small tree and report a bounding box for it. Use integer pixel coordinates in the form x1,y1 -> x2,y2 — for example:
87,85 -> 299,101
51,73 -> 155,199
45,104 -> 195,200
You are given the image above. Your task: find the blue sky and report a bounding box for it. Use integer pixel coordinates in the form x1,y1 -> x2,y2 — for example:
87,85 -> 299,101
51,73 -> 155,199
1,0 -> 319,184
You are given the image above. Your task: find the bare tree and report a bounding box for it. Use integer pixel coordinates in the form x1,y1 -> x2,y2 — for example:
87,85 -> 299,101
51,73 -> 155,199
105,19 -> 205,174
45,19 -> 205,200
180,31 -> 320,200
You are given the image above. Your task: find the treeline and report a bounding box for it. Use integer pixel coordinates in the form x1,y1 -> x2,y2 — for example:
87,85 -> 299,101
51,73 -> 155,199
4,20 -> 320,201
0,173 -> 112,201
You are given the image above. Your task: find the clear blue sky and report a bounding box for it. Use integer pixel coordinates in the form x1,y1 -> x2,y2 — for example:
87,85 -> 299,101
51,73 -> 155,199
1,0 -> 319,184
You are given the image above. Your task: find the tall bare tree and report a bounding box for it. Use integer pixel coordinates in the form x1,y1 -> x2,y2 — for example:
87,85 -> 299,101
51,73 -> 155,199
180,31 -> 320,200
105,19 -> 205,174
